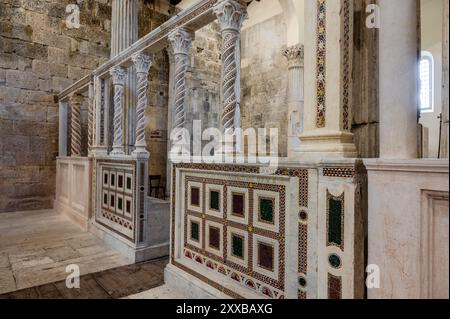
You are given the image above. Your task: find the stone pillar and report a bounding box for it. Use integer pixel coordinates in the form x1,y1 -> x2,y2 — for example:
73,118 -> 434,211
283,44 -> 304,159
167,28 -> 194,148
69,94 -> 83,157
132,52 -> 153,154
297,0 -> 357,158
88,81 -> 94,155
378,0 -> 418,159
58,101 -> 68,157
110,66 -> 127,155
111,0 -> 138,58
213,0 -> 247,154
166,48 -> 175,197
111,0 -> 139,154
441,0 -> 449,158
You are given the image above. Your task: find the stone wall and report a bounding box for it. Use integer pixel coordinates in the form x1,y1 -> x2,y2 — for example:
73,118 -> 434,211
0,0 -> 112,213
241,13 -> 288,157
0,0 -> 172,212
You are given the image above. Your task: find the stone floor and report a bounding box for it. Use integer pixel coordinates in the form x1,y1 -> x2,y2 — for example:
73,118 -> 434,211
125,284 -> 185,299
0,258 -> 168,299
0,209 -> 132,295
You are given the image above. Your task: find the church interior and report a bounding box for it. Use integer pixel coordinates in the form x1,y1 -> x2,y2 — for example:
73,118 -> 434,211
0,0 -> 448,299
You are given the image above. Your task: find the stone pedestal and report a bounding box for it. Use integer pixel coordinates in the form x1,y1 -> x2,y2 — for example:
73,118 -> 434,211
365,159 -> 449,299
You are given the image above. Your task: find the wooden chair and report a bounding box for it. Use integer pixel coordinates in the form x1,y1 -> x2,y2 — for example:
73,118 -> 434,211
148,175 -> 166,200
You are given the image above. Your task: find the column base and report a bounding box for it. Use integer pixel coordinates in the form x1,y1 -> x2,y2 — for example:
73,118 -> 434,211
293,129 -> 357,159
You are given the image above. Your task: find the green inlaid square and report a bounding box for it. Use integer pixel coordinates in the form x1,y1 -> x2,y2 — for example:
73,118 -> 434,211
210,190 -> 220,211
328,197 -> 343,247
191,221 -> 200,242
232,234 -> 244,259
259,198 -> 274,223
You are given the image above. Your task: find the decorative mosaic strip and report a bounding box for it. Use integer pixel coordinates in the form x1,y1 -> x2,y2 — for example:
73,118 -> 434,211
323,167 -> 355,178
298,170 -> 308,299
100,79 -> 105,145
183,248 -> 284,299
316,0 -> 327,128
342,0 -> 351,130
298,224 -> 308,274
326,190 -> 345,251
183,175 -> 286,292
328,273 -> 342,299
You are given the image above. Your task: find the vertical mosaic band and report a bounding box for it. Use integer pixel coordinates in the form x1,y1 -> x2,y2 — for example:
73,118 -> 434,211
342,0 -> 352,131
316,0 -> 327,128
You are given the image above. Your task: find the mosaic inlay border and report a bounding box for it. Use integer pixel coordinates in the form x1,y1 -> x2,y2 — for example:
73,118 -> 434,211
342,0 -> 351,130
316,0 -> 327,128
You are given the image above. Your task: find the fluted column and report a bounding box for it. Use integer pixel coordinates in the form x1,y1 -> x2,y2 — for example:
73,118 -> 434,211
283,44 -> 304,159
69,94 -> 83,157
167,28 -> 194,146
213,0 -> 247,153
378,0 -> 418,158
110,66 -> 127,155
132,52 -> 153,154
111,0 -> 138,58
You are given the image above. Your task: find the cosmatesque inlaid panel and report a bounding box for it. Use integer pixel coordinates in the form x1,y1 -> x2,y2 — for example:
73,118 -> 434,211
95,160 -> 136,242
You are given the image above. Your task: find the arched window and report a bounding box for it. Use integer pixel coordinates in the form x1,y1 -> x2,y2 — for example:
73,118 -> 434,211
419,51 -> 434,113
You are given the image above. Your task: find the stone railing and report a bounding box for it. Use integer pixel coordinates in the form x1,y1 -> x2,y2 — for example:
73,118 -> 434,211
167,159 -> 366,299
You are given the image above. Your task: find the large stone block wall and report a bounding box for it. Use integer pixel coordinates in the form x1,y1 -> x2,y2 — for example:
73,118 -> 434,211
0,0 -> 172,212
241,13 -> 288,157
0,0 -> 112,213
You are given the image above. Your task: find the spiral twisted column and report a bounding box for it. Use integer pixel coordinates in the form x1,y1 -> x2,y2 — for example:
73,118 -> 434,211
131,52 -> 153,154
213,0 -> 247,155
168,28 -> 194,144
69,94 -> 83,157
110,66 -> 127,155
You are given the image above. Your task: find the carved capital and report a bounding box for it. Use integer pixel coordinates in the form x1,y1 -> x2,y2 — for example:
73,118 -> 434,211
168,28 -> 194,56
110,66 -> 127,86
213,0 -> 248,33
283,44 -> 304,68
69,93 -> 84,105
132,52 -> 153,74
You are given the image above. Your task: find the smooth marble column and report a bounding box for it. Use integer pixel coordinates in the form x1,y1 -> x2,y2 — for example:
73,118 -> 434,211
441,0 -> 449,158
283,44 -> 304,159
132,52 -> 153,154
297,0 -> 357,159
58,101 -> 68,157
69,94 -> 83,157
88,80 -> 94,155
110,66 -> 127,155
378,0 -> 419,159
